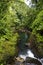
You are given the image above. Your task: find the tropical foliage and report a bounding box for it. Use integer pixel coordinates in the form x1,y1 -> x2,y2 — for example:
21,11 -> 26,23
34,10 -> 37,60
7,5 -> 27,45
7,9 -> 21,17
0,0 -> 43,64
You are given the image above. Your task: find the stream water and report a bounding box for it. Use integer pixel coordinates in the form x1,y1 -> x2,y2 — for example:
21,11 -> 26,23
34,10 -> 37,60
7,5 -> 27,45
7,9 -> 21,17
24,0 -> 35,7
18,47 -> 43,65
19,49 -> 35,60
16,33 -> 43,65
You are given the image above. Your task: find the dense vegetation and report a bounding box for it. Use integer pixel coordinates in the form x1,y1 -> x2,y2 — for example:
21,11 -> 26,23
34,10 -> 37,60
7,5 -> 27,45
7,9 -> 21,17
0,0 -> 43,65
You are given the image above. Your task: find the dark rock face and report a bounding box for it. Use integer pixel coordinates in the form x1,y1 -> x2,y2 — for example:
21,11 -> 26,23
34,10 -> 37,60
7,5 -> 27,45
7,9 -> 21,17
26,34 -> 43,58
24,57 -> 42,65
30,43 -> 43,58
25,37 -> 43,58
23,63 -> 37,65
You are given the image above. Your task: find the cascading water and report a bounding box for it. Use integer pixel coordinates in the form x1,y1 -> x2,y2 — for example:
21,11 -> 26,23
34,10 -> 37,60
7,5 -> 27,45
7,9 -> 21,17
18,48 -> 43,65
24,0 -> 35,7
17,33 -> 43,65
24,0 -> 32,7
19,49 -> 35,60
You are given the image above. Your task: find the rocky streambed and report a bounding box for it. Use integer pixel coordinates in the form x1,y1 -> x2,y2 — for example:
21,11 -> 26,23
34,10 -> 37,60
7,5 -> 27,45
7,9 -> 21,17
14,46 -> 43,65
6,46 -> 43,65
14,57 -> 42,65
6,33 -> 43,65
14,33 -> 43,65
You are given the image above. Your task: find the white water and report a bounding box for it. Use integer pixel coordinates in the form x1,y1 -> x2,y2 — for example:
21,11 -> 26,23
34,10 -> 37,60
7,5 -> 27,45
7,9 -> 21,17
19,49 -> 43,65
24,0 -> 35,7
24,0 -> 32,7
19,49 -> 35,60
18,50 -> 43,65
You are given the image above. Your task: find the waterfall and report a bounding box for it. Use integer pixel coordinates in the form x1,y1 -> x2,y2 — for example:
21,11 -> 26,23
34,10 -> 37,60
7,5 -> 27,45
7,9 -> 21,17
19,49 -> 35,60
24,0 -> 32,7
24,0 -> 35,7
27,49 -> 35,58
18,49 -> 42,65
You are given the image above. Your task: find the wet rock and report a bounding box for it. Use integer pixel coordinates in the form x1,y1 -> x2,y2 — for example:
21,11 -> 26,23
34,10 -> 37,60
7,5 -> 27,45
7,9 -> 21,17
15,57 -> 24,62
14,57 -> 42,65
24,57 -> 42,65
23,63 -> 37,65
14,57 -> 25,65
26,34 -> 43,58
31,43 -> 43,58
41,58 -> 43,63
40,58 -> 43,65
25,39 -> 43,58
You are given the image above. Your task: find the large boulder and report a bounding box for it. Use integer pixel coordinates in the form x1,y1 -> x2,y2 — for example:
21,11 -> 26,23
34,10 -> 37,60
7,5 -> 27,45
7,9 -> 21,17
24,57 -> 42,65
